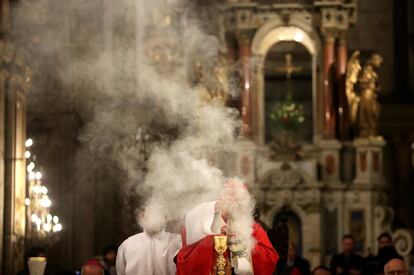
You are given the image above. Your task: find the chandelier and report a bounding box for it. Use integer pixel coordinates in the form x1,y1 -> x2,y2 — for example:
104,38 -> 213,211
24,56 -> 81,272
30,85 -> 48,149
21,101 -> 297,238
25,138 -> 62,237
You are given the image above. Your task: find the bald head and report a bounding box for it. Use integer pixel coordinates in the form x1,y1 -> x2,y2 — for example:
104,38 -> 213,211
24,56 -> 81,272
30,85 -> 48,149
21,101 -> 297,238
384,258 -> 407,275
81,265 -> 104,275
312,265 -> 332,275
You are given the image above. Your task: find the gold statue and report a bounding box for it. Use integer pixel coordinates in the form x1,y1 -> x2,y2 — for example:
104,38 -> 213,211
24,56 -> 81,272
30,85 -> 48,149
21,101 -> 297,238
346,52 -> 383,138
346,51 -> 361,128
193,54 -> 229,105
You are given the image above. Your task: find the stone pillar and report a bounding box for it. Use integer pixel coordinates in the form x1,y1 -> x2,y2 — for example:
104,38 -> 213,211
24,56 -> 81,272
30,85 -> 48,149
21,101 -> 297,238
322,34 -> 336,139
0,0 -> 11,270
4,80 -> 27,275
0,54 -> 6,273
238,33 -> 252,138
2,46 -> 31,275
225,34 -> 239,110
353,138 -> 386,185
337,33 -> 349,140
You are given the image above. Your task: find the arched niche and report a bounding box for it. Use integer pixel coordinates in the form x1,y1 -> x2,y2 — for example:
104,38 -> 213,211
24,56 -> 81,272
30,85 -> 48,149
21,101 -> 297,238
264,41 -> 313,142
273,210 -> 304,255
251,19 -> 322,145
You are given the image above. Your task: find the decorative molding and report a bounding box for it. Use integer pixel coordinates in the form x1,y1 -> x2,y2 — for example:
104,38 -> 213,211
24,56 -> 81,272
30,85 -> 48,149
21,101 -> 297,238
393,229 -> 413,257
259,162 -> 305,189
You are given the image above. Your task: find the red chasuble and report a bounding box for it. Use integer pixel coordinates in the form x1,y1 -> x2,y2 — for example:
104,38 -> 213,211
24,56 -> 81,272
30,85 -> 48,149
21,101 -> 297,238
176,223 -> 279,275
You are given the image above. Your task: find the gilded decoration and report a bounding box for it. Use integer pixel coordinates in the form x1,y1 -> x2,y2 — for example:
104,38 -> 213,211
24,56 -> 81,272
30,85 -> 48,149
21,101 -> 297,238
193,54 -> 229,106
346,51 -> 383,138
214,235 -> 230,275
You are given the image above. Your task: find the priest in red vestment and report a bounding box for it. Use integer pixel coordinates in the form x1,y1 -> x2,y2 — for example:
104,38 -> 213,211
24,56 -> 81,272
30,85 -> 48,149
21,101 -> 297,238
176,181 -> 279,275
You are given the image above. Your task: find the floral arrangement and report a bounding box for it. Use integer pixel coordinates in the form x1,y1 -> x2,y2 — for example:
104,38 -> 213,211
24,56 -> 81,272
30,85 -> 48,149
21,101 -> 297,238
270,100 -> 305,132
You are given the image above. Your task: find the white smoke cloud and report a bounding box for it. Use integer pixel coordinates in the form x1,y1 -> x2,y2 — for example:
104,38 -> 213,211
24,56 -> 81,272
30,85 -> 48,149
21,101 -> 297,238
13,0 -> 257,251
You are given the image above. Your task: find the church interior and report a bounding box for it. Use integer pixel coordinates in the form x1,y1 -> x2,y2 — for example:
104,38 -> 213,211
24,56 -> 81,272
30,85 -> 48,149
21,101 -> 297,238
1,0 -> 414,274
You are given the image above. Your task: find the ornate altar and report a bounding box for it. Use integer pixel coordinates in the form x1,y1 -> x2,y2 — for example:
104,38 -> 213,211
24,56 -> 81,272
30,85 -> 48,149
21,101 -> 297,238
206,0 -> 413,267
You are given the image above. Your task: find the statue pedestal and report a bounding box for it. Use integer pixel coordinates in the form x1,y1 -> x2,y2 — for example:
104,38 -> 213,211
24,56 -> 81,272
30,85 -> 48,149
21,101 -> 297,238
353,138 -> 386,185
317,139 -> 342,183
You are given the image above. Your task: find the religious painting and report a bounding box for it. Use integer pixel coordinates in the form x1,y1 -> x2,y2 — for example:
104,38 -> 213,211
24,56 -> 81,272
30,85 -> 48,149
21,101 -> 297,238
264,41 -> 313,143
349,210 -> 365,253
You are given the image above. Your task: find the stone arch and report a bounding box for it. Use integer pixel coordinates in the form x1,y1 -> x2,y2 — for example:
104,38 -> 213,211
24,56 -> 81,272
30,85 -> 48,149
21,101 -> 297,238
265,203 -> 308,229
251,16 -> 322,144
264,203 -> 321,267
274,209 -> 304,255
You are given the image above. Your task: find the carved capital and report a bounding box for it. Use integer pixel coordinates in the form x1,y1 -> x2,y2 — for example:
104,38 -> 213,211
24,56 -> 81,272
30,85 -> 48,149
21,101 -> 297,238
236,30 -> 254,47
320,6 -> 353,34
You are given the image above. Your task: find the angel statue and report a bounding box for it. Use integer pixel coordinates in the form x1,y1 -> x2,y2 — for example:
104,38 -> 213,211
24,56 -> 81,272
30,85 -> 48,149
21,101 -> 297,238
346,51 -> 383,138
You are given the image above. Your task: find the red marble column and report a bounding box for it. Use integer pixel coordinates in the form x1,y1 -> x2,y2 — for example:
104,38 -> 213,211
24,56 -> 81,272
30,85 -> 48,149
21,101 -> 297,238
239,35 -> 252,138
322,35 -> 336,139
227,44 -> 236,64
337,35 -> 349,140
225,40 -> 238,110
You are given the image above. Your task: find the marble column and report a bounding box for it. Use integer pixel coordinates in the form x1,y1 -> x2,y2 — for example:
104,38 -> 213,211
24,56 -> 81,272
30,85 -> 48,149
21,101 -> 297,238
322,34 -> 336,139
4,81 -> 27,275
337,34 -> 348,140
238,33 -> 252,138
0,55 -> 6,273
225,35 -> 239,110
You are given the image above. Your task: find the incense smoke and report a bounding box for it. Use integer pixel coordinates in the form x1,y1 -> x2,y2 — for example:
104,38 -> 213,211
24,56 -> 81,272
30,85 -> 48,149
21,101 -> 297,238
12,0 -> 256,250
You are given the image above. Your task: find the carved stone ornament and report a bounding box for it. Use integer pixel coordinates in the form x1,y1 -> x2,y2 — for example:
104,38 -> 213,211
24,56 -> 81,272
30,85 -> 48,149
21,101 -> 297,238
261,163 -> 304,189
374,206 -> 393,227
393,229 -> 413,257
324,191 -> 343,212
294,190 -> 321,212
346,191 -> 361,204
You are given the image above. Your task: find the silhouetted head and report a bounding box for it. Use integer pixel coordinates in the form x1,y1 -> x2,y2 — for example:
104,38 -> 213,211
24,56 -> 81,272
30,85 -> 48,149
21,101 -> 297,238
342,234 -> 355,255
312,265 -> 332,275
103,245 -> 117,266
378,232 -> 393,249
